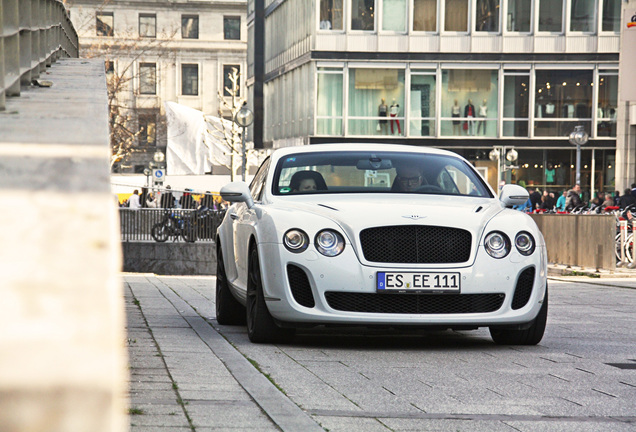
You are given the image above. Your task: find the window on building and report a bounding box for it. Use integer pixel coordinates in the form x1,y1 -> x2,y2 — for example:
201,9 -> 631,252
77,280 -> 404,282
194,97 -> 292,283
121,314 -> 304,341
139,14 -> 156,38
602,0 -> 621,32
139,63 -> 157,95
534,69 -> 593,137
538,0 -> 563,32
413,0 -> 437,32
475,0 -> 500,32
570,0 -> 596,32
506,0 -> 531,32
444,0 -> 468,32
597,72 -> 618,137
316,67 -> 344,135
320,0 -> 344,30
224,16 -> 241,40
502,71 -> 529,137
351,0 -> 375,31
105,60 -> 115,82
223,65 -> 241,97
182,15 -> 199,39
348,68 -> 405,136
440,69 -> 498,137
182,64 -> 199,96
96,12 -> 114,36
382,0 -> 407,32
410,71 -> 436,137
138,112 -> 157,146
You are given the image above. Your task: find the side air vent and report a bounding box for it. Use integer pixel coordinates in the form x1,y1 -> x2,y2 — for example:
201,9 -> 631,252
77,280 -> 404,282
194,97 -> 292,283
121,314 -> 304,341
511,267 -> 535,310
287,265 -> 315,308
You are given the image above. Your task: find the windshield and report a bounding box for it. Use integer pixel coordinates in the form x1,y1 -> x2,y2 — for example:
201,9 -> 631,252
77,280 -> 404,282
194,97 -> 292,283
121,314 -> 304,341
272,151 -> 493,198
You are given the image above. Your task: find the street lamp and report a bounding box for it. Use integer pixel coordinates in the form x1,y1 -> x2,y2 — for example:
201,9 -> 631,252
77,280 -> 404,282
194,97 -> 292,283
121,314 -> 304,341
489,146 -> 518,187
153,150 -> 165,166
143,168 -> 151,188
568,125 -> 588,187
234,104 -> 254,182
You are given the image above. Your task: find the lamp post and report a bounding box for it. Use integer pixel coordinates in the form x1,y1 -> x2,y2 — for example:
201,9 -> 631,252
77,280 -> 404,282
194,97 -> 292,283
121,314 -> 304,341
234,104 -> 254,182
489,146 -> 518,188
568,125 -> 588,187
143,168 -> 151,188
150,150 -> 166,190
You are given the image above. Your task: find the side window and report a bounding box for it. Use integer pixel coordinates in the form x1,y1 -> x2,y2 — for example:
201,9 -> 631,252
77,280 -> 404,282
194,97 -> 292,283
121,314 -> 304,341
249,158 -> 271,201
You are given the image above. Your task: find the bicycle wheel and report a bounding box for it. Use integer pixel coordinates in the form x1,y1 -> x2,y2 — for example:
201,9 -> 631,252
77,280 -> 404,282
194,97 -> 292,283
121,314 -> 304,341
182,221 -> 197,243
625,234 -> 634,263
151,222 -> 169,242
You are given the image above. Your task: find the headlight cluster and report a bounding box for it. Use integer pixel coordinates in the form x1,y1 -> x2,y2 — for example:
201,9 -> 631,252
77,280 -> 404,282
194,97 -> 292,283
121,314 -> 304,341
484,231 -> 535,259
283,229 -> 345,257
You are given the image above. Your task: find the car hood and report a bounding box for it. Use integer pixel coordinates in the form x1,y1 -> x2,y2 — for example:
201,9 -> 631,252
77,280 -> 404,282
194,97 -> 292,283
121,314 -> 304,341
271,194 -> 503,251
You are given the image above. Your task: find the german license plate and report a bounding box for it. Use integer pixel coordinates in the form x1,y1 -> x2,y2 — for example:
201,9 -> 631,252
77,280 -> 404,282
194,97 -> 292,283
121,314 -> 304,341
377,272 -> 460,293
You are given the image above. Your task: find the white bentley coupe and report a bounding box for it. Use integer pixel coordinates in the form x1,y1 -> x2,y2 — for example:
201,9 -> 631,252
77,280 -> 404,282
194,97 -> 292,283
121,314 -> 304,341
216,144 -> 548,345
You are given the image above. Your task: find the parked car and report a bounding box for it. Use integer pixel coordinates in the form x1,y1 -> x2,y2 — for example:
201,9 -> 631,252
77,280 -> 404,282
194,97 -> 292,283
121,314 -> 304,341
216,144 -> 548,345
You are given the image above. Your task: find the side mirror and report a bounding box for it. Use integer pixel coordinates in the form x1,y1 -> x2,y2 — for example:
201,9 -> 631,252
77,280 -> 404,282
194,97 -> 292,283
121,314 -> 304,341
220,182 -> 254,209
499,184 -> 529,208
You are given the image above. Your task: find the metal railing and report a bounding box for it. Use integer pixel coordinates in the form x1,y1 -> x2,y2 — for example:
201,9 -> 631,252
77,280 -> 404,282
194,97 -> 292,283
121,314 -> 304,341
120,208 -> 226,242
1,0 -> 79,110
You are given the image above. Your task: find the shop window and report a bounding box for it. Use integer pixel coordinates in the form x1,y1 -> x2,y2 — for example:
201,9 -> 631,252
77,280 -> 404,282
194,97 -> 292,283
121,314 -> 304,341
320,0 -> 343,30
475,0 -> 500,32
224,17 -> 241,40
538,0 -> 563,33
440,69 -> 498,138
382,0 -> 407,32
96,12 -> 114,37
139,63 -> 157,95
348,68 -> 405,136
413,0 -> 437,32
182,15 -> 199,39
409,73 -> 436,137
316,68 -> 344,135
139,14 -> 156,38
445,0 -> 468,32
506,0 -> 531,32
502,72 -> 529,137
181,64 -> 199,96
351,0 -> 375,31
105,60 -> 115,82
223,65 -> 241,97
597,73 -> 618,137
570,0 -> 596,32
534,70 -> 593,137
602,0 -> 621,32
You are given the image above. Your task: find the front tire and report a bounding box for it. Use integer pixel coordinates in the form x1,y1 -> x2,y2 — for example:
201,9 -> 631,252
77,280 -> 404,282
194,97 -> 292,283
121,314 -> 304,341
490,286 -> 548,345
151,222 -> 169,242
215,246 -> 245,325
246,247 -> 295,343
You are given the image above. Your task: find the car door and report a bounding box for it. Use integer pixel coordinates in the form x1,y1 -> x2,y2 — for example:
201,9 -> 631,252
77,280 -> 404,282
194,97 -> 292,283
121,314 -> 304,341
231,158 -> 271,296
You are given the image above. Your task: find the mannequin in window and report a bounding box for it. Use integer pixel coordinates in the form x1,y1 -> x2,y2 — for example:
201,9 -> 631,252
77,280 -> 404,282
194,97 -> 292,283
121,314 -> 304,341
378,98 -> 388,135
464,99 -> 475,136
452,99 -> 461,135
477,99 -> 488,135
390,98 -> 401,135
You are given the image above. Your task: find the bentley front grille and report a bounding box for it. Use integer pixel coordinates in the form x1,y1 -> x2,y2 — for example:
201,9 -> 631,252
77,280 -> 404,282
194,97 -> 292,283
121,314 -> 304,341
359,225 -> 472,264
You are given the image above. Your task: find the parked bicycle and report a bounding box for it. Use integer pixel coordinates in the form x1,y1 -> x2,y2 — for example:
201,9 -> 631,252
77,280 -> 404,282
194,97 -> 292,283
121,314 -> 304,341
151,209 -> 197,243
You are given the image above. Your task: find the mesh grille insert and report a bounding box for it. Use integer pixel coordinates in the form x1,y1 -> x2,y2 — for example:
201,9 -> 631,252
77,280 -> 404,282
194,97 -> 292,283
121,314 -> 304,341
511,267 -> 535,310
287,264 -> 315,308
359,225 -> 472,264
325,292 -> 504,314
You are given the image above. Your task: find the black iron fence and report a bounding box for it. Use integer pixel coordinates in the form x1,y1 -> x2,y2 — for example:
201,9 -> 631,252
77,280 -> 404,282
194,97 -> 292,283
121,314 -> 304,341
120,208 -> 226,242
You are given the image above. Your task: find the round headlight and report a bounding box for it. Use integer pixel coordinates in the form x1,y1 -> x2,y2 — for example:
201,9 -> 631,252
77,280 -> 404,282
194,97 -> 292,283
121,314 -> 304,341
315,229 -> 345,257
484,231 -> 511,259
515,232 -> 535,256
283,229 -> 309,253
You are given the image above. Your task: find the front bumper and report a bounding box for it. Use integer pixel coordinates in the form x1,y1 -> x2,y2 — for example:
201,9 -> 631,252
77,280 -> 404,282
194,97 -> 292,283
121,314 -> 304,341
259,241 -> 547,327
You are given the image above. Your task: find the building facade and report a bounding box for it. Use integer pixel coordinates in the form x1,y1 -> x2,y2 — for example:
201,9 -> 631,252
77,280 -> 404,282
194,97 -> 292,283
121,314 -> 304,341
248,0 -> 626,196
69,0 -> 247,173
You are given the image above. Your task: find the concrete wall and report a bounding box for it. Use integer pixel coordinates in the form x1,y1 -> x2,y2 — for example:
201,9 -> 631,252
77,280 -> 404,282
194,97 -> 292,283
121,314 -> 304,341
122,242 -> 216,275
530,214 -> 616,271
0,59 -> 127,432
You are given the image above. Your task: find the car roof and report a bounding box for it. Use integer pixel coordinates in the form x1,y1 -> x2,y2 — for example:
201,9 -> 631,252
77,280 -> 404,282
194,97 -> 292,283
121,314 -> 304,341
269,144 -> 458,159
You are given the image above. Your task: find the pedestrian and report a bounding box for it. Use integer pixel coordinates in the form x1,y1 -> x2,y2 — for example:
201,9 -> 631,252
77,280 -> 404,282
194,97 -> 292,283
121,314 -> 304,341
160,185 -> 175,209
179,188 -> 195,209
631,183 -> 636,199
620,188 -> 636,209
527,187 -> 541,211
565,184 -> 582,211
127,189 -> 142,209
614,190 -> 621,206
601,193 -> 614,209
200,191 -> 216,210
556,190 -> 567,211
146,192 -> 158,208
